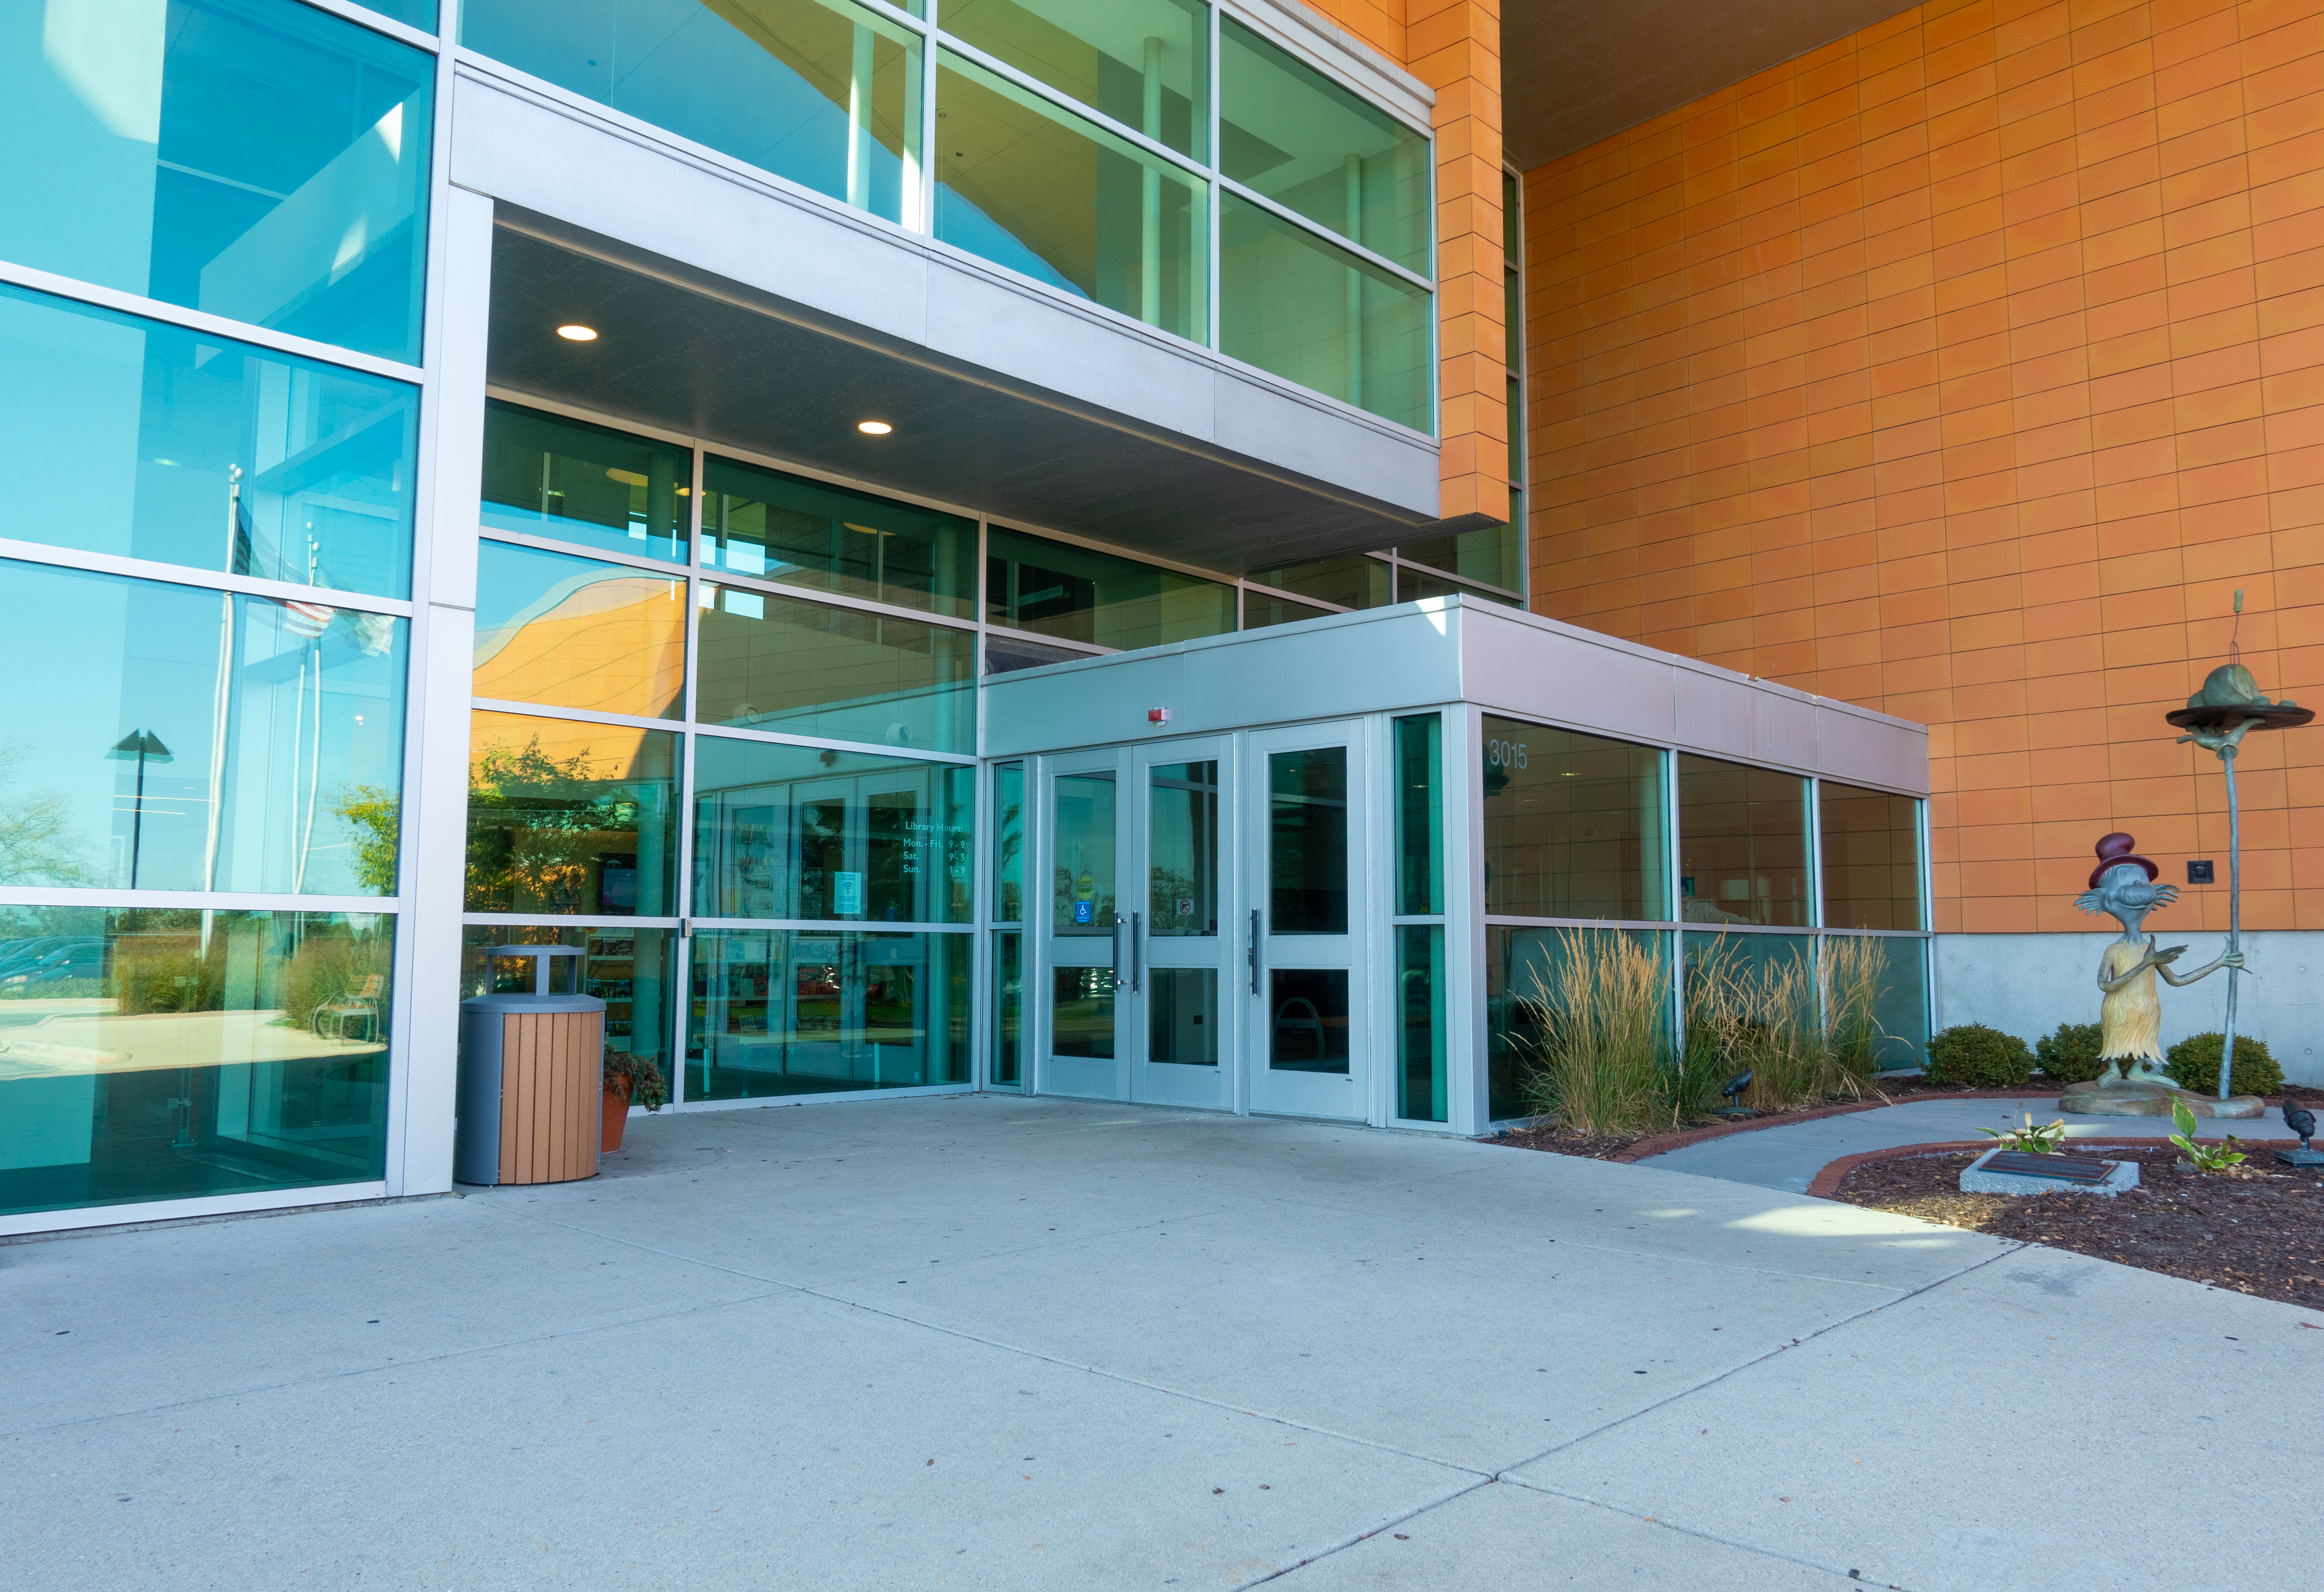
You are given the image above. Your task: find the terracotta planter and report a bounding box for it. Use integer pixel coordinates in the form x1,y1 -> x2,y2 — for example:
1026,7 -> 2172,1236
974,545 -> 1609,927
602,1080 -> 633,1152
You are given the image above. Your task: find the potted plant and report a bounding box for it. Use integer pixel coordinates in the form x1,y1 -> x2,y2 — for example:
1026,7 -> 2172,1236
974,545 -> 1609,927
602,1053 -> 668,1152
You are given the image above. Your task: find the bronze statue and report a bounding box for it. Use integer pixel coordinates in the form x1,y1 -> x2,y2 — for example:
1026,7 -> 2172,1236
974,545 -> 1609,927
2063,833 -> 2262,1118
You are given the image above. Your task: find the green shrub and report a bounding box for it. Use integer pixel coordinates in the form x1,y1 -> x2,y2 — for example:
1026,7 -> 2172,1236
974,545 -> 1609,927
2034,1021 -> 2109,1084
1924,1023 -> 2034,1089
2162,1032 -> 2283,1097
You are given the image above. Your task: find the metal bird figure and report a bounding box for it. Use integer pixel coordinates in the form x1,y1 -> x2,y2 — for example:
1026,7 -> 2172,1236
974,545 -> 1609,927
1721,1070 -> 1753,1106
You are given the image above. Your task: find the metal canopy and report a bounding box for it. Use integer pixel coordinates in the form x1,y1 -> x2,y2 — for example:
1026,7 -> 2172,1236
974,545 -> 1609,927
485,212 -> 1445,576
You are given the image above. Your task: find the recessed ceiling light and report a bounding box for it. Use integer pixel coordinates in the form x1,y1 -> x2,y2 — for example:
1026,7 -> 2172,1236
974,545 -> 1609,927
857,420 -> 893,435
556,324 -> 598,341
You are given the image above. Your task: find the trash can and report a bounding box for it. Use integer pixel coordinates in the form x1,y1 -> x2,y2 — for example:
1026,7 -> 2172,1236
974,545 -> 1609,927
455,945 -> 606,1187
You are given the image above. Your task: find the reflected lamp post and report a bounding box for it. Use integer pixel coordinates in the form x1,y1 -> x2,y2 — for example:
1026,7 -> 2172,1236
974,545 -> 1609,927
107,730 -> 173,889
2164,592 -> 2313,1100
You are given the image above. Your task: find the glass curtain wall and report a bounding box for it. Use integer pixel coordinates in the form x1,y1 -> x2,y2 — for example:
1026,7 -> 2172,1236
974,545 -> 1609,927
0,0 -> 433,1218
1478,712 -> 1931,1121
458,0 -> 1437,433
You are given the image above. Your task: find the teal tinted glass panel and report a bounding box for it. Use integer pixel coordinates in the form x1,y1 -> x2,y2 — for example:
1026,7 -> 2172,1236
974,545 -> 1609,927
463,0 -> 923,224
0,907 -> 392,1218
1820,783 -> 1923,932
1401,523 -> 1521,593
697,588 -> 976,754
688,929 -> 969,1100
1269,748 -> 1347,935
942,0 -> 1208,161
0,283 -> 417,599
367,0 -> 440,27
1052,964 -> 1114,1058
1244,554 -> 1390,611
473,542 -> 688,720
692,736 -> 973,924
995,762 -> 1025,921
1678,755 -> 1810,928
0,560 -> 407,896
1243,591 -> 1329,630
1487,925 -> 1670,1122
1220,193 -> 1432,433
1052,774 -> 1116,937
1149,968 -> 1216,1065
460,924 -> 676,1090
1396,924 -> 1446,1122
987,528 -> 1234,649
936,51 -> 1208,342
0,0 -> 433,363
1394,713 -> 1442,916
1219,17 -> 1430,274
481,401 -> 689,565
991,929 -> 1022,1084
702,455 -> 976,618
465,711 -> 680,915
1148,762 -> 1218,937
1482,716 -> 1665,921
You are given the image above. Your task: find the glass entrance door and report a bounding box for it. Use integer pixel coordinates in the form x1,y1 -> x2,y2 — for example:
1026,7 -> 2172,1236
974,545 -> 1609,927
1246,721 -> 1370,1120
1042,752 -> 1124,1100
1127,741 -> 1232,1110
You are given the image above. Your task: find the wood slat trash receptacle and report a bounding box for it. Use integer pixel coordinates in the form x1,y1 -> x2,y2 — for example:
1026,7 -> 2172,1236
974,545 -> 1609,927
455,945 -> 606,1187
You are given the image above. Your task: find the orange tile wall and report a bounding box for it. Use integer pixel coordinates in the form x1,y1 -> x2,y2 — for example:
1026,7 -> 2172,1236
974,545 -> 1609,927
1299,0 -> 1511,525
1525,0 -> 2324,935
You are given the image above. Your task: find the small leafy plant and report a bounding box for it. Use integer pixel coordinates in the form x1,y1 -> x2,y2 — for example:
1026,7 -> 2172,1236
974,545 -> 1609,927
604,1053 -> 669,1112
2168,1099 -> 2246,1172
1979,1112 -> 2068,1154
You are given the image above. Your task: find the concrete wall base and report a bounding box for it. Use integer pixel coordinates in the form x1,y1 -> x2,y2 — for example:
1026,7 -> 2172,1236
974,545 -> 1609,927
1933,932 -> 2324,1087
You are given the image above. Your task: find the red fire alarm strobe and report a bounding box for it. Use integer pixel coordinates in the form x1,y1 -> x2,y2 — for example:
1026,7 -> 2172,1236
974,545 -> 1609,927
1148,707 -> 1171,724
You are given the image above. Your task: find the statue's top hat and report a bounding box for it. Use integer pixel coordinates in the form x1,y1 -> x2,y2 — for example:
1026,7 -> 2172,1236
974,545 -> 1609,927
2088,831 -> 2159,889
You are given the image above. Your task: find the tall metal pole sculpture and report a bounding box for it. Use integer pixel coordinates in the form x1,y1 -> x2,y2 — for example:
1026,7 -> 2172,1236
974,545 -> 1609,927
2164,591 -> 2313,1100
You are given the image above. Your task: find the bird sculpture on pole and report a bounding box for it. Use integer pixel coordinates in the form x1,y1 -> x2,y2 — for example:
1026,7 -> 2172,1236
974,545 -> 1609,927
2281,1098 -> 2322,1168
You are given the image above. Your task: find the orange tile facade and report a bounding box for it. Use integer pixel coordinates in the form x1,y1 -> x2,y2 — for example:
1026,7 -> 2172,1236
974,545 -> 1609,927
1525,0 -> 2324,935
1298,0 -> 1510,524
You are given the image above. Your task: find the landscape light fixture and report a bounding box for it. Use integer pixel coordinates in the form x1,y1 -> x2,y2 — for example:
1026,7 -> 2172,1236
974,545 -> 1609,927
556,324 -> 598,341
857,420 -> 893,435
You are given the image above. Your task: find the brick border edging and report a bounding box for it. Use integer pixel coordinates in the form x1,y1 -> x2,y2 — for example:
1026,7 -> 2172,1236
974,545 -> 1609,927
1609,1090 -> 2310,1165
1803,1138 -> 2304,1200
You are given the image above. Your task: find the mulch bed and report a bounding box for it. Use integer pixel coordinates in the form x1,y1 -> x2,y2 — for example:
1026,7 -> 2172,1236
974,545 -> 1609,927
1492,1080 -> 2324,1164
1828,1144 -> 2324,1311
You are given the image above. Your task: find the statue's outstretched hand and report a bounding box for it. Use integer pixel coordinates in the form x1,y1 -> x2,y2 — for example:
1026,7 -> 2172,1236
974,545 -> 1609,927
2142,938 -> 2186,969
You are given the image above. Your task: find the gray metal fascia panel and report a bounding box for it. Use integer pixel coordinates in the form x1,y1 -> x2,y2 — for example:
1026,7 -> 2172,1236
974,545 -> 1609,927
1210,368 -> 1439,517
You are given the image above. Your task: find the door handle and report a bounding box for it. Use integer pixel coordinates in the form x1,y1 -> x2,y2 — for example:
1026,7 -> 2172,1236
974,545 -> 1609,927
1111,913 -> 1124,987
1248,908 -> 1260,994
1131,912 -> 1143,993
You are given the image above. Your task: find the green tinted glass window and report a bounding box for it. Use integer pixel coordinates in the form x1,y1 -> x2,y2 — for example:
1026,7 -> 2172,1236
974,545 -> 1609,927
942,0 -> 1208,161
1,560 -> 407,897
1396,924 -> 1446,1122
1678,756 -> 1809,928
1219,17 -> 1430,274
460,924 -> 676,1088
481,402 -> 689,565
702,456 -> 975,618
463,0 -> 923,224
994,762 -> 1025,921
1401,524 -> 1520,593
1820,784 -> 1922,932
935,51 -> 1208,341
1243,591 -> 1330,630
0,284 -> 418,599
698,588 -> 976,754
688,929 -> 968,1100
692,737 -> 973,924
0,906 -> 393,1219
465,711 -> 680,916
987,528 -> 1234,649
473,542 -> 687,720
1220,193 -> 1432,433
1394,713 -> 1443,916
1399,566 -> 1518,605
1245,554 -> 1390,610
0,0 -> 434,363
1483,717 -> 1666,921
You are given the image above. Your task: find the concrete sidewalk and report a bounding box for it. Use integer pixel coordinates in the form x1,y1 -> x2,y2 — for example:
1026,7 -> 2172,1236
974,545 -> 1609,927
5,1095 -> 2315,1591
1635,1095 -> 2272,1193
